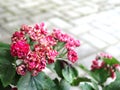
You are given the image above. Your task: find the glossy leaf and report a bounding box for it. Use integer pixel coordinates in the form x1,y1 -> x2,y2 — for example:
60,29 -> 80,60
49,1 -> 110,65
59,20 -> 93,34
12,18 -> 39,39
54,60 -> 64,78
103,72 -> 120,90
59,79 -> 70,90
17,72 -> 56,90
62,65 -> 78,83
103,57 -> 120,66
71,77 -> 91,86
0,42 -> 10,50
0,49 -> 15,87
80,83 -> 95,90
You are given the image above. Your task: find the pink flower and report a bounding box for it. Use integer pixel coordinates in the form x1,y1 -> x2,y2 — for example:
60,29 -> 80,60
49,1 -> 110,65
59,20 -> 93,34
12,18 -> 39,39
100,53 -> 112,59
91,59 -> 105,70
110,68 -> 116,79
35,59 -> 46,71
47,50 -> 58,60
10,40 -> 30,59
34,23 -> 47,35
46,35 -> 57,46
20,24 -> 31,34
16,64 -> 26,75
65,37 -> 80,50
52,29 -> 62,40
67,50 -> 78,63
24,51 -> 46,76
32,70 -> 39,76
47,59 -> 55,64
11,31 -> 26,43
74,40 -> 80,47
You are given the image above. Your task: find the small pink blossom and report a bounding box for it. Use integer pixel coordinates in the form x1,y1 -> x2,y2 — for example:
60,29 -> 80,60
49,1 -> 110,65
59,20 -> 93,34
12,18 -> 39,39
16,64 -> 26,75
110,68 -> 116,79
20,24 -> 31,34
34,23 -> 47,35
46,35 -> 57,46
67,50 -> 78,63
11,31 -> 25,43
52,29 -> 62,40
91,59 -> 105,70
10,40 -> 30,59
46,50 -> 58,64
24,51 -> 46,75
100,53 -> 112,59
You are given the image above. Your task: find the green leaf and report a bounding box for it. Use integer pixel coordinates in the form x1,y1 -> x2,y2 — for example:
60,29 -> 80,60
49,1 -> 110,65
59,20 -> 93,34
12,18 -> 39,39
0,49 -> 16,87
0,42 -> 10,50
62,65 -> 78,83
103,72 -> 120,90
103,57 -> 120,66
91,68 -> 110,84
71,77 -> 91,86
17,72 -> 56,90
91,80 -> 99,90
54,60 -> 64,78
59,79 -> 70,90
80,83 -> 95,90
0,49 -> 14,63
0,81 -> 11,90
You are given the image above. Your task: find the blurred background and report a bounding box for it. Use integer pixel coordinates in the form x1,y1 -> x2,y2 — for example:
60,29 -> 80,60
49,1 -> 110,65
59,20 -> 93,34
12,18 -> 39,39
0,0 -> 120,89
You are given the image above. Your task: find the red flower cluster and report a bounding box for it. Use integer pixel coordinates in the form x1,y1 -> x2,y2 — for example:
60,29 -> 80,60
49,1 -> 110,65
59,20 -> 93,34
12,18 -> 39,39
10,22 -> 80,76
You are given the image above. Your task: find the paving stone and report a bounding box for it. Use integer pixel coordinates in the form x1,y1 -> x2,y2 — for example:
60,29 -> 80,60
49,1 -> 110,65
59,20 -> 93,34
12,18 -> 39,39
0,29 -> 11,43
0,12 -> 12,19
76,44 -> 97,59
18,1 -> 40,8
89,29 -> 118,44
77,54 -> 97,69
105,46 -> 120,57
51,0 -> 64,5
71,15 -> 94,25
75,6 -> 98,15
80,33 -> 107,49
63,11 -> 80,18
108,0 -> 120,4
48,18 -> 72,29
69,24 -> 92,35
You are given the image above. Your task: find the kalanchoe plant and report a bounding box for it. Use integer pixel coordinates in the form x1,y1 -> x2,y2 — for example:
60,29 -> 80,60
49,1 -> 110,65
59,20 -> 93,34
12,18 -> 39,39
0,22 -> 80,90
1,22 -> 120,90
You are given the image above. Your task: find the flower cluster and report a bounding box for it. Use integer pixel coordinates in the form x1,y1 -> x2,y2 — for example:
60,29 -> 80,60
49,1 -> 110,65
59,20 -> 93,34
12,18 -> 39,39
91,53 -> 120,79
10,22 -> 80,76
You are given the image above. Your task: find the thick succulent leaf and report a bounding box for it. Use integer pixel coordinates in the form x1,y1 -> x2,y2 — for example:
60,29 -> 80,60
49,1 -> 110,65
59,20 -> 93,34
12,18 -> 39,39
103,57 -> 120,66
17,72 -> 56,90
0,81 -> 11,90
59,79 -> 70,90
0,42 -> 10,50
0,49 -> 15,87
80,83 -> 95,90
103,72 -> 120,90
62,65 -> 78,83
54,60 -> 64,78
71,77 -> 91,86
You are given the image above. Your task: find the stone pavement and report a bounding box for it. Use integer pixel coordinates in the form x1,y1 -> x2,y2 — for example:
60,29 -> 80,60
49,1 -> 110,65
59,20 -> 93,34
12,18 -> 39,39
0,0 -> 120,89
